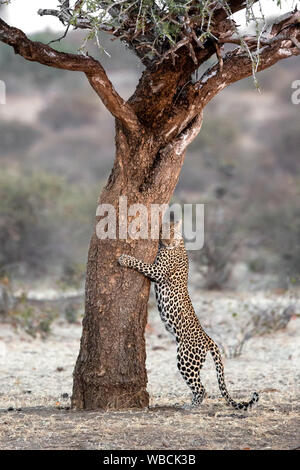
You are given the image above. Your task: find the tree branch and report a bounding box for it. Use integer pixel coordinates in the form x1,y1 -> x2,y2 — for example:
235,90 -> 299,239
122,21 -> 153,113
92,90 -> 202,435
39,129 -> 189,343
0,18 -> 141,134
129,1 -> 261,131
161,9 -> 300,144
145,112 -> 203,193
37,5 -> 109,32
194,10 -> 300,108
162,112 -> 204,158
38,0 -> 258,67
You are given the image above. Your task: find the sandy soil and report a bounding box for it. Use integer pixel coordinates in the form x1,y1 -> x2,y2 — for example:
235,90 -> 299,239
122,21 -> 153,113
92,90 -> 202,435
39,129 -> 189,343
0,289 -> 299,450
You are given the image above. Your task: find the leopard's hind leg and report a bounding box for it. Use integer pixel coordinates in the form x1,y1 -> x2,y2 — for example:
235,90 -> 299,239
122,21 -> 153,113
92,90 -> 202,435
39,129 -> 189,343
177,343 -> 207,406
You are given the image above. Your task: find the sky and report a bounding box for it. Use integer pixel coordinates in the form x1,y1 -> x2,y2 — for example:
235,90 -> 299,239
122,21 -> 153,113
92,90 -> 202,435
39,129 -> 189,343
2,0 -> 298,33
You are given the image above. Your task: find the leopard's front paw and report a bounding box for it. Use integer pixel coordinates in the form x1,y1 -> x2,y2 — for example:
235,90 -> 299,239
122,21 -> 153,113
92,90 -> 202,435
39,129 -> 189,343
118,254 -> 133,267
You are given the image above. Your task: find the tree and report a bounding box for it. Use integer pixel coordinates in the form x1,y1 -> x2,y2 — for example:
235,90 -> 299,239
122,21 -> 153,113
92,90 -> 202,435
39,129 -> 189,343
0,1 -> 299,410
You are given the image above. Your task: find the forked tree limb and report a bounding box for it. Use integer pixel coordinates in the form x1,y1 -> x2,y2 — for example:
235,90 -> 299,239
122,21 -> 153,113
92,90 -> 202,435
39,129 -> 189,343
163,112 -> 204,158
161,10 -> 300,144
194,11 -> 300,108
143,112 -> 204,194
34,1 -> 260,131
0,18 -> 141,134
129,2 -> 261,129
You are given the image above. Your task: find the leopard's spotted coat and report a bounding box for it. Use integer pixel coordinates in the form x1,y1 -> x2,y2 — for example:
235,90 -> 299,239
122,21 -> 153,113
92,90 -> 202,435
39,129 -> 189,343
119,222 -> 259,410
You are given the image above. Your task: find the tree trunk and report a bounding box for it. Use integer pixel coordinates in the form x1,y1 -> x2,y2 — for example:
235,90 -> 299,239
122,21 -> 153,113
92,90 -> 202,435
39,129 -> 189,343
72,120 -> 188,410
2,0 -> 300,412
71,230 -> 153,409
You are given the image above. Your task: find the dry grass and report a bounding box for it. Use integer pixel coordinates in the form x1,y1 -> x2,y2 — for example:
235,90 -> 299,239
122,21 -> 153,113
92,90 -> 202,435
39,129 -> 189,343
0,290 -> 299,450
1,398 -> 299,450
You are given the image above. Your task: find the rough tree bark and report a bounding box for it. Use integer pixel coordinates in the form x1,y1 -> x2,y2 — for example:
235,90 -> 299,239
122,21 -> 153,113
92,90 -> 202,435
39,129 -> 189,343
71,114 -> 203,409
1,3 -> 299,409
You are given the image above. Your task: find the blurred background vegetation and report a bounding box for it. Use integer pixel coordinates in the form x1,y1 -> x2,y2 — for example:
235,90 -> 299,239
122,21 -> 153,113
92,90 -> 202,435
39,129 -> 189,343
0,27 -> 299,292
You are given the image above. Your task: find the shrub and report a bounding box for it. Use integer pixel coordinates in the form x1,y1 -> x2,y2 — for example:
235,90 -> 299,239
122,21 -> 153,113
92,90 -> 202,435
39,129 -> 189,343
39,97 -> 100,131
0,120 -> 41,154
58,261 -> 86,290
0,169 -> 98,277
247,202 -> 300,286
226,301 -> 296,358
0,281 -> 14,316
64,303 -> 81,324
8,293 -> 58,338
263,111 -> 300,174
32,134 -> 113,184
193,204 -> 242,290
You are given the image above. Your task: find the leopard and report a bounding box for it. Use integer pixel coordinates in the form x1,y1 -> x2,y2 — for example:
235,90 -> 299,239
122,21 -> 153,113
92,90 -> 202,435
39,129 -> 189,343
118,220 -> 259,410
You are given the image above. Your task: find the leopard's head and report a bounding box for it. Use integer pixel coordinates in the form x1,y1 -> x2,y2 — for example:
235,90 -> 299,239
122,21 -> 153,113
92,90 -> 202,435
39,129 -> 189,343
160,220 -> 182,249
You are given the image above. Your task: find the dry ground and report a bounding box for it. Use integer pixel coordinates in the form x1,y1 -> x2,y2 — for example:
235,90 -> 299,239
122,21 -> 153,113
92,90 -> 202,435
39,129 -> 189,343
1,400 -> 299,450
0,290 -> 299,450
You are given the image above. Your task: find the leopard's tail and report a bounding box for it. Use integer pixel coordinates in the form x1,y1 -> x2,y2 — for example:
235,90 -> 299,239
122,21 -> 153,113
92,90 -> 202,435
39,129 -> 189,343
209,342 -> 259,411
